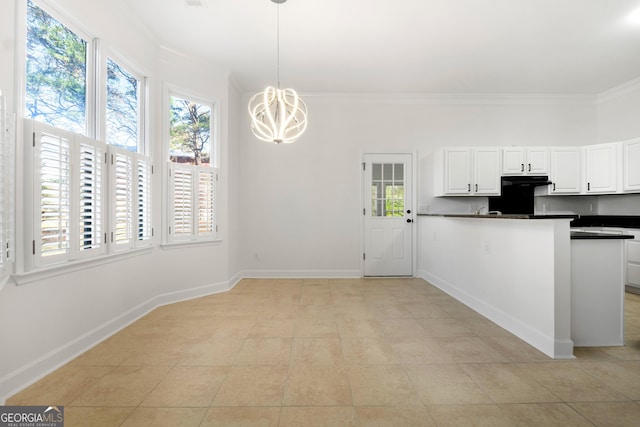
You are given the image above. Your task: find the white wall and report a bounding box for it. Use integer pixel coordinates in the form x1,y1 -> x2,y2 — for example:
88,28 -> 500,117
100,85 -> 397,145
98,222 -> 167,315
0,0 -> 235,402
596,78 -> 640,214
597,78 -> 640,143
238,95 -> 596,275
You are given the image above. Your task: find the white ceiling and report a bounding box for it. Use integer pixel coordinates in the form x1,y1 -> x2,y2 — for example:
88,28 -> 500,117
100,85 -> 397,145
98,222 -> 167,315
123,0 -> 640,95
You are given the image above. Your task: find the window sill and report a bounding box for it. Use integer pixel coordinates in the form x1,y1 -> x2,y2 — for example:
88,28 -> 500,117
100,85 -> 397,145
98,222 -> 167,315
160,239 -> 223,251
12,246 -> 153,286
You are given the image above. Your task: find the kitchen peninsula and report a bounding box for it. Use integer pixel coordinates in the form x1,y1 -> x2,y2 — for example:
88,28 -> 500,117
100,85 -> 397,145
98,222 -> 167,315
416,213 -> 631,359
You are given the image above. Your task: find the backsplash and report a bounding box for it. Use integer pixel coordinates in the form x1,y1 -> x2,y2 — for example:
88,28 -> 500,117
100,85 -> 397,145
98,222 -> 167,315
597,194 -> 640,215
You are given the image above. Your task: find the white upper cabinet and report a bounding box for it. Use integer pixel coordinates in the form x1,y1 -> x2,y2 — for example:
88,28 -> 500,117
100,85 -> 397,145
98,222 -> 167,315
549,147 -> 581,194
623,138 -> 640,192
502,147 -> 549,175
434,147 -> 501,196
584,142 -> 618,194
473,148 -> 501,195
443,148 -> 472,195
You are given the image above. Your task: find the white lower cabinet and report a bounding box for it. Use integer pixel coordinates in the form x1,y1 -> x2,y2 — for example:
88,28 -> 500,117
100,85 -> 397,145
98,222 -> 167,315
626,230 -> 640,293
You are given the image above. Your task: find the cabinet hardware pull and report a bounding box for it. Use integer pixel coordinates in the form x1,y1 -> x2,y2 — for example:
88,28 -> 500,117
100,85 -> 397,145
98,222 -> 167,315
468,184 -> 471,192
475,184 -> 478,192
521,163 -> 524,172
553,183 -> 556,191
528,163 -> 531,172
587,182 -> 590,191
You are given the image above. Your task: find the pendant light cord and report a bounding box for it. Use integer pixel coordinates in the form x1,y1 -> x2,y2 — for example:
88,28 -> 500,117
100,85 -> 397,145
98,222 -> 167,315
276,3 -> 280,88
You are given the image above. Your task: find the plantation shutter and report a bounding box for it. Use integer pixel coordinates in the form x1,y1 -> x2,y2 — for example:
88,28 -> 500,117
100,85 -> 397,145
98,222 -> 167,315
197,168 -> 216,236
110,147 -> 134,250
168,163 -> 216,242
136,157 -> 152,242
77,136 -> 106,257
32,122 -> 72,265
170,163 -> 194,238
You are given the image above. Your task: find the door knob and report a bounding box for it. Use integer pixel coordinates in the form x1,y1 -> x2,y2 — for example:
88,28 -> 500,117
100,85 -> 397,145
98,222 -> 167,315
406,210 -> 411,214
406,219 -> 413,223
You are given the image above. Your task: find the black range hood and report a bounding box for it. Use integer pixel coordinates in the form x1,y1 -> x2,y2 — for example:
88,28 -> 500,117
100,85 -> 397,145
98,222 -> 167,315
489,175 -> 552,215
501,176 -> 552,187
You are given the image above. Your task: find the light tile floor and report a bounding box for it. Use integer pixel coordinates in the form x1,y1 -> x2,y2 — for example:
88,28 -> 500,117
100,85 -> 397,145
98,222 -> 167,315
7,278 -> 640,426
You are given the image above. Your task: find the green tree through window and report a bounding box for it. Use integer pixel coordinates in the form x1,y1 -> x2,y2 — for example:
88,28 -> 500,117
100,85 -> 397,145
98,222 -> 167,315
169,97 -> 211,165
26,0 -> 87,134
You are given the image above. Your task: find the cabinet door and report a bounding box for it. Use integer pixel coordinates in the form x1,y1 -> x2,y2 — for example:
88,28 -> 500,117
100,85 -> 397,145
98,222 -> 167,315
550,147 -> 580,194
443,148 -> 472,194
526,148 -> 549,175
623,139 -> 640,192
502,148 -> 526,175
585,143 -> 618,193
474,148 -> 501,195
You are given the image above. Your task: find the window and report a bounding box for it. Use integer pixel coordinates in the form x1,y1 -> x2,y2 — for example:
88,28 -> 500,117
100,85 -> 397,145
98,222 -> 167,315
25,0 -> 89,135
371,163 -> 405,217
106,58 -> 141,152
167,94 -> 217,242
23,1 -> 151,272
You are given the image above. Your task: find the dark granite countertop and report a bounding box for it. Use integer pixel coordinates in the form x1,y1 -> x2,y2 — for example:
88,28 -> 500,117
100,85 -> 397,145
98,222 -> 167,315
569,215 -> 640,229
571,231 -> 634,240
417,213 -> 577,219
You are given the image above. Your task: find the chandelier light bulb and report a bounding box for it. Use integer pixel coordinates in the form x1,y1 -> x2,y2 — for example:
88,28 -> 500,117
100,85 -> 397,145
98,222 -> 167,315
248,86 -> 308,144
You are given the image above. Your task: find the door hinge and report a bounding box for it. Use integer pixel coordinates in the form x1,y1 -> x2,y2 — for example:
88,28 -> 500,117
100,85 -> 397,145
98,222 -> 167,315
32,240 -> 36,255
110,232 -> 114,243
104,232 -> 107,244
215,225 -> 219,232
32,132 -> 36,147
363,208 -> 366,215
151,227 -> 155,237
363,253 -> 366,260
362,162 -> 366,171
169,226 -> 172,235
151,165 -> 154,174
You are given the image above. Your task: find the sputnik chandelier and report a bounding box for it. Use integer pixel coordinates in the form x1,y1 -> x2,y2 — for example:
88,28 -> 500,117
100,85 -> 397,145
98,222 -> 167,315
248,0 -> 308,144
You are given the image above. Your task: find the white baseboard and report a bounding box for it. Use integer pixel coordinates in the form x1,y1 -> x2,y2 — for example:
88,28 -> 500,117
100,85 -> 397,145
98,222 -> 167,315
416,269 -> 573,360
0,278 -> 236,405
239,270 -> 361,279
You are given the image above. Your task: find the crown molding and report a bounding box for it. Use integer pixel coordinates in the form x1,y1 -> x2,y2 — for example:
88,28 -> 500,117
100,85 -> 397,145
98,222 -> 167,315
597,76 -> 640,105
287,92 -> 596,106
240,91 -> 595,105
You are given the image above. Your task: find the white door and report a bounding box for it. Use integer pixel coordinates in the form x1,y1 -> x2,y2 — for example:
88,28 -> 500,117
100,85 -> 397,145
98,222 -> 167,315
363,153 -> 413,276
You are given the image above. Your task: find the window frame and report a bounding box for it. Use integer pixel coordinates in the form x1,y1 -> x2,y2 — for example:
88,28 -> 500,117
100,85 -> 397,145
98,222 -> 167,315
163,84 -> 220,245
101,52 -> 148,155
15,0 -> 153,276
24,0 -> 97,138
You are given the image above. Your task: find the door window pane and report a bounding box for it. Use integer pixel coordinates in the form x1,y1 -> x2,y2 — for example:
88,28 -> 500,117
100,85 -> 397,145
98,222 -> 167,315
371,163 -> 404,217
